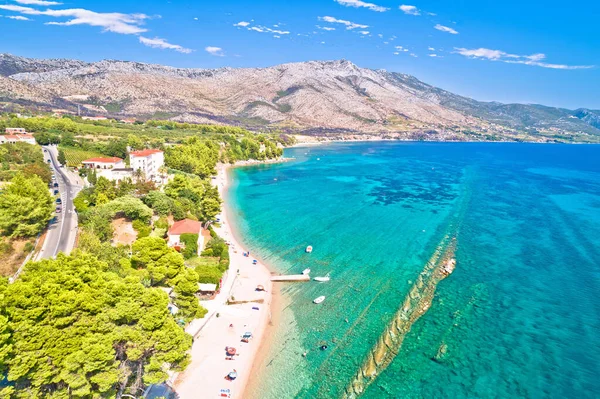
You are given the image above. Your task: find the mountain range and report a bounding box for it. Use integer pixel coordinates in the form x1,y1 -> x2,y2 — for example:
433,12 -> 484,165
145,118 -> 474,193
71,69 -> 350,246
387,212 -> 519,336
1,53 -> 599,142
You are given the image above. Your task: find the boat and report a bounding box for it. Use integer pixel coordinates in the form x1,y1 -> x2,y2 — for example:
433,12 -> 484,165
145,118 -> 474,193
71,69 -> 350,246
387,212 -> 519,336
313,296 -> 325,304
302,268 -> 311,275
313,273 -> 330,282
305,246 -> 313,253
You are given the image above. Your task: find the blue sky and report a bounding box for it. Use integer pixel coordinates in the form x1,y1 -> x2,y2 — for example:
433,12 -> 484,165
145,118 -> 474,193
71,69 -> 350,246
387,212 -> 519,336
1,0 -> 599,109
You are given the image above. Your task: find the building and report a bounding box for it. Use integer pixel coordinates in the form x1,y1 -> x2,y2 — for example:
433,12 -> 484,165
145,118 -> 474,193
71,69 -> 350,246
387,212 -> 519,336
120,118 -> 136,124
167,219 -> 206,255
95,167 -> 133,183
0,134 -> 36,145
81,116 -> 108,121
129,149 -> 164,182
81,157 -> 125,169
5,128 -> 27,134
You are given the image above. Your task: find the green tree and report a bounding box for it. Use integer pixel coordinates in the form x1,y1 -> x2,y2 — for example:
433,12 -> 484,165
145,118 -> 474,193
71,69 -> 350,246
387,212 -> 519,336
131,237 -> 185,285
180,233 -> 198,259
0,253 -> 192,398
0,173 -> 54,237
61,131 -> 76,147
57,148 -> 66,165
107,196 -> 153,222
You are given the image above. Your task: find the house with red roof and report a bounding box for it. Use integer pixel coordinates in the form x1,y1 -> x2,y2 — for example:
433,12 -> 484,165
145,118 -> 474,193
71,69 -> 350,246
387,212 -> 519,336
167,219 -> 206,255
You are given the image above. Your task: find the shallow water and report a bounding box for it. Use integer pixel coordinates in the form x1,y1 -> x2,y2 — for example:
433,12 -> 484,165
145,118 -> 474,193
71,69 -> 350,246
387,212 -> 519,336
226,142 -> 600,399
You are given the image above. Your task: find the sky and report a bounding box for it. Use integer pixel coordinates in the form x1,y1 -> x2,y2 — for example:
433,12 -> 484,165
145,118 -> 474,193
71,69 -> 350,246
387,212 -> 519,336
1,0 -> 599,110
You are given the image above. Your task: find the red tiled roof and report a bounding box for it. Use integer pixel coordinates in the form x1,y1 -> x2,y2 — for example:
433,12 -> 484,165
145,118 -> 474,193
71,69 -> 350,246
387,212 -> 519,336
130,149 -> 163,157
82,157 -> 123,163
168,219 -> 202,236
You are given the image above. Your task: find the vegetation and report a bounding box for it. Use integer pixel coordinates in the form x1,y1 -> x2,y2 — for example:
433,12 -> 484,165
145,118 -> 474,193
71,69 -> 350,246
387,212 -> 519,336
0,142 -> 52,183
0,253 -> 192,398
180,233 -> 199,259
0,173 -> 54,238
0,113 -> 289,394
60,146 -> 105,167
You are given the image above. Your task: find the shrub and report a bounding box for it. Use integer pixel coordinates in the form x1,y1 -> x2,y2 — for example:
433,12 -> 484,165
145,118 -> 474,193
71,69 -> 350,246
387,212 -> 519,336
194,266 -> 223,285
23,241 -> 35,253
132,219 -> 151,238
155,216 -> 169,230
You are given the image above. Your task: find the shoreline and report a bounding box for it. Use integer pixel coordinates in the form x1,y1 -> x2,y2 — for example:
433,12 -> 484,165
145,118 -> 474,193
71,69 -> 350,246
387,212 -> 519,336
173,162 -> 276,399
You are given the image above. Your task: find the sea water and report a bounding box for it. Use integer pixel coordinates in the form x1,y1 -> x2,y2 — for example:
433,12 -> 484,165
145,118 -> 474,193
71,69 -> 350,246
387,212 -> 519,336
226,142 -> 600,399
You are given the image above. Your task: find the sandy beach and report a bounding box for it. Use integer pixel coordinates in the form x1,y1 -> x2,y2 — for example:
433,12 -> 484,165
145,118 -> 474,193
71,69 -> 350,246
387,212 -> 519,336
174,163 -> 275,399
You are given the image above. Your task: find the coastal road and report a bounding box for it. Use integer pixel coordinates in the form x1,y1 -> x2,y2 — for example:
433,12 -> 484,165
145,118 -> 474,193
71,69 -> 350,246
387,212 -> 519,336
36,145 -> 82,259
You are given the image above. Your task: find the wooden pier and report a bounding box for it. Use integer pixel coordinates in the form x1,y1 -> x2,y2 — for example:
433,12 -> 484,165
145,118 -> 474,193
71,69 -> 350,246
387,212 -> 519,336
270,274 -> 311,282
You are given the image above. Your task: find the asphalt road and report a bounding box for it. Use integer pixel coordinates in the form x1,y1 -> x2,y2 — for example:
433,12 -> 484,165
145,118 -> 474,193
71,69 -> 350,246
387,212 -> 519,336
37,146 -> 82,259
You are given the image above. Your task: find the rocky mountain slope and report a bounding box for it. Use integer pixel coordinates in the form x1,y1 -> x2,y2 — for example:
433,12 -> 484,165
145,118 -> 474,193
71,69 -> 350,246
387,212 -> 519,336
1,53 -> 598,141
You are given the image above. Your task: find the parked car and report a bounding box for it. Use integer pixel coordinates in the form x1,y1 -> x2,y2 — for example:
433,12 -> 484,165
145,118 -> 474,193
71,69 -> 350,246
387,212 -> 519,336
47,159 -> 51,163
53,183 -> 59,188
55,207 -> 62,213
53,190 -> 59,195
56,198 -> 62,204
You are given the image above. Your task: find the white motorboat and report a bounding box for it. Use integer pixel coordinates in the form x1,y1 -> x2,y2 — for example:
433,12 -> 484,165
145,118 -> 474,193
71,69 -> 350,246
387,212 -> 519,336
305,246 -> 313,253
302,268 -> 311,275
313,273 -> 330,282
313,296 -> 325,304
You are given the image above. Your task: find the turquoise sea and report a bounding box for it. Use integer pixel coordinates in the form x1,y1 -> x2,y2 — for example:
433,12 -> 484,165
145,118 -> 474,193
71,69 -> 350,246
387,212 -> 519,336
226,142 -> 600,399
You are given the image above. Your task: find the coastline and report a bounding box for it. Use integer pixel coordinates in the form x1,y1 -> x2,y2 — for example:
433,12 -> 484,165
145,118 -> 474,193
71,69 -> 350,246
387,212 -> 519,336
173,162 -> 276,399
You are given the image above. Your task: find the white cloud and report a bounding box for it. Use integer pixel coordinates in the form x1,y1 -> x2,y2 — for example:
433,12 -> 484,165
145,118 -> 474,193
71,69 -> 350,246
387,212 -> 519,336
139,36 -> 192,53
454,47 -> 594,70
12,0 -> 61,5
244,22 -> 290,35
318,15 -> 368,30
6,15 -> 31,20
434,24 -> 459,34
234,21 -> 250,27
410,53 -> 418,57
316,25 -> 336,31
334,0 -> 389,12
205,46 -> 225,56
359,31 -> 370,35
428,47 -> 435,51
429,54 -> 438,57
399,5 -> 420,15
0,4 -> 150,34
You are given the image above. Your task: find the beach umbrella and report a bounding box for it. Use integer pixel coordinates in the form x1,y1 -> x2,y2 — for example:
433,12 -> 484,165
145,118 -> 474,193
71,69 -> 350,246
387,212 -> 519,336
243,332 -> 252,338
228,371 -> 238,380
256,285 -> 265,291
226,347 -> 237,356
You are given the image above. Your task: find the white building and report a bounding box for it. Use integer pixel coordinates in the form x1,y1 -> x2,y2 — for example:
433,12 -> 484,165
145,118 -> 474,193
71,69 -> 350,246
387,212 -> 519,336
82,157 -> 125,170
96,168 -> 133,183
0,134 -> 36,145
130,149 -> 164,182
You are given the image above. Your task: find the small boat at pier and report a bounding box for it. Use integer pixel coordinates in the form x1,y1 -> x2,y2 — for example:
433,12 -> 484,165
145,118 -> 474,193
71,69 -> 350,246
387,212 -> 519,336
313,296 -> 325,304
313,273 -> 330,282
306,246 -> 313,253
302,268 -> 311,275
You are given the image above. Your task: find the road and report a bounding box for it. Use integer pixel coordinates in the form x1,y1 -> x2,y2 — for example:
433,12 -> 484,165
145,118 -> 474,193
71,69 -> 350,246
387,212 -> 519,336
36,146 -> 82,259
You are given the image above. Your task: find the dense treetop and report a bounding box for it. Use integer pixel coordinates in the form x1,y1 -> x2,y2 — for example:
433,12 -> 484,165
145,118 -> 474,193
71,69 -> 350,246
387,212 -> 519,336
0,253 -> 192,398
